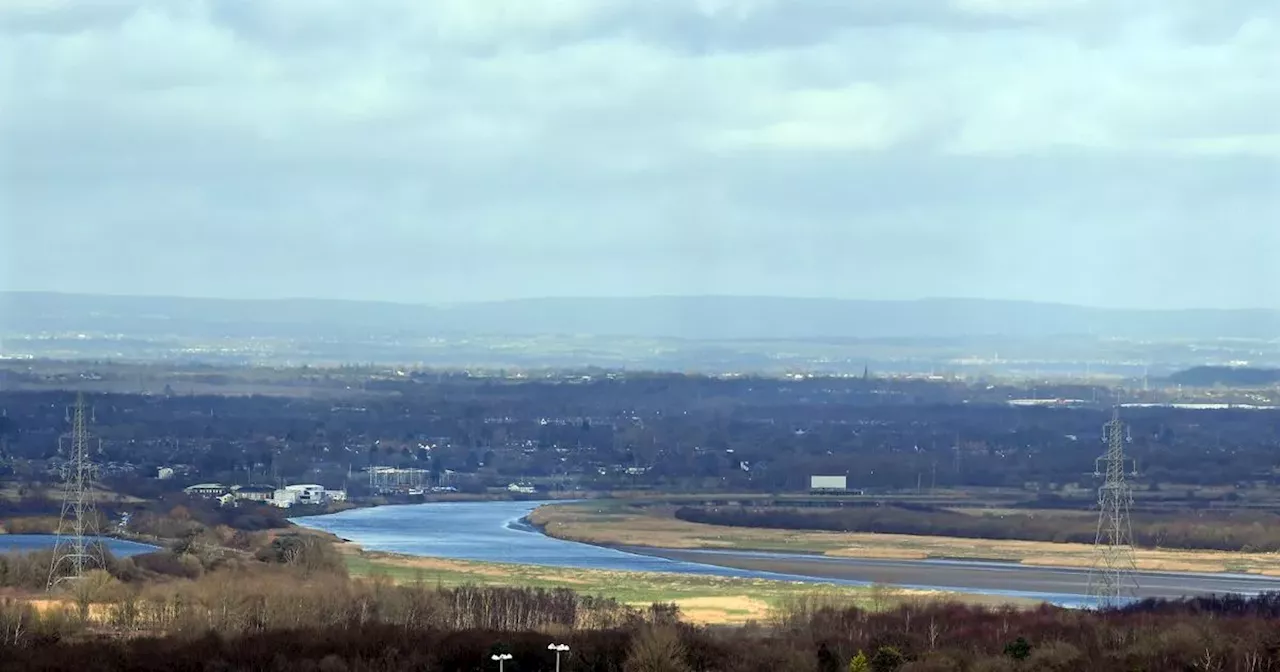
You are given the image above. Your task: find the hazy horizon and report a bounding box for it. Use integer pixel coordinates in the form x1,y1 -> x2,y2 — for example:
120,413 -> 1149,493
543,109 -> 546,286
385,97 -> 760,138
8,289 -> 1280,314
3,1 -> 1278,310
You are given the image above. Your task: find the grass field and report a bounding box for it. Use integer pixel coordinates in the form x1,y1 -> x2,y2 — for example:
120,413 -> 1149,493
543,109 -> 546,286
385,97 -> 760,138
530,501 -> 1280,576
340,546 -> 1027,625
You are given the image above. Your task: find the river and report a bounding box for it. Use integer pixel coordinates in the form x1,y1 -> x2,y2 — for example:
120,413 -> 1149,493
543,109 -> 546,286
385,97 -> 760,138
0,534 -> 157,557
292,500 -> 1280,607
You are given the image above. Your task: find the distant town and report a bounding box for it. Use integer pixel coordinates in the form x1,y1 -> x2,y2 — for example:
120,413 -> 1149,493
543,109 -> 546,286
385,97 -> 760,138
3,359 -> 1278,515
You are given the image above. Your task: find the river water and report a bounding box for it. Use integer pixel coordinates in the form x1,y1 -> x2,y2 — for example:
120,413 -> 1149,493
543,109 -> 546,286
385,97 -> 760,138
291,501 -> 1120,606
0,534 -> 157,557
292,500 -> 822,580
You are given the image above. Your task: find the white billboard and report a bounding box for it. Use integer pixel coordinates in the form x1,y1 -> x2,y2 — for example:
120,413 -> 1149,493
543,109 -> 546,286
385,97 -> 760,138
810,475 -> 847,490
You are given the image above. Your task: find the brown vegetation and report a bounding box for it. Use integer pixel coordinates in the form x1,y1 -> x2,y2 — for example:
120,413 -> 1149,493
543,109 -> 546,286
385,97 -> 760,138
676,504 -> 1280,553
1,580 -> 1280,671
2,515 -> 1280,670
535,503 -> 1280,575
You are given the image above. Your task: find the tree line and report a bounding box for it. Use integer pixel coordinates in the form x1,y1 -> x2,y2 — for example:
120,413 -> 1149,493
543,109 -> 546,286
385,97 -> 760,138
5,582 -> 1280,671
5,381 -> 1279,497
675,504 -> 1280,552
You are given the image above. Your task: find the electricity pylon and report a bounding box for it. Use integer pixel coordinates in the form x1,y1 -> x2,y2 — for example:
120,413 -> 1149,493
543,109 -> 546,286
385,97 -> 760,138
1087,407 -> 1139,607
47,393 -> 106,589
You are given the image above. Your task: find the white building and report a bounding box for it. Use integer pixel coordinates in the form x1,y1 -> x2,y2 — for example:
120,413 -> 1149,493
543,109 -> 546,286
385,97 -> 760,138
284,484 -> 326,505
157,467 -> 175,480
271,489 -> 298,508
232,485 -> 276,502
184,483 -> 229,498
268,484 -> 336,508
809,475 -> 847,492
507,483 -> 536,495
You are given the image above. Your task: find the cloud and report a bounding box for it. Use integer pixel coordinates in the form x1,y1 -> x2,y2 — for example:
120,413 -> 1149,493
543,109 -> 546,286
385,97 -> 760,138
0,0 -> 1277,308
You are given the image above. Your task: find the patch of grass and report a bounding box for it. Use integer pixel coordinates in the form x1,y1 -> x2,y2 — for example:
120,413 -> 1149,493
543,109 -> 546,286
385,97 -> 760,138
340,549 -> 976,624
531,501 -> 1280,576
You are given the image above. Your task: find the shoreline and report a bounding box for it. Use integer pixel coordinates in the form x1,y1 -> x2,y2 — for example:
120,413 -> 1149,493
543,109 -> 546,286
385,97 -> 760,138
304,498 -> 1280,579
299,499 -> 1280,593
286,491 -> 594,522
527,501 -> 1280,578
318,529 -> 1044,618
294,501 -> 1280,604
525,509 -> 1280,585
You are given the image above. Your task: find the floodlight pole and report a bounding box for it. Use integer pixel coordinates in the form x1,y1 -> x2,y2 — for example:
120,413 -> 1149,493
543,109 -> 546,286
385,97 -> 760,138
491,653 -> 513,671
549,643 -> 570,672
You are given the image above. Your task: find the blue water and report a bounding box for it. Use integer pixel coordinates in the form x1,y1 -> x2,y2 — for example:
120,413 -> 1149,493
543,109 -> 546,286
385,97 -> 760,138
293,501 -> 818,580
292,501 -> 1093,607
0,534 -> 157,557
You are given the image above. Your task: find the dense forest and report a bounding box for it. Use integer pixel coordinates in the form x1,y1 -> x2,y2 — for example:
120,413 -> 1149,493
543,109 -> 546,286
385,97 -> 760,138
1,375 -> 1278,497
675,505 -> 1280,553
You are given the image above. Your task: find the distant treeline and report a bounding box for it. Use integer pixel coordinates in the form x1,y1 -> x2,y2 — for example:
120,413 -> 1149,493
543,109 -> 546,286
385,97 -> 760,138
675,505 -> 1280,552
1168,366 -> 1280,388
5,379 -> 1280,497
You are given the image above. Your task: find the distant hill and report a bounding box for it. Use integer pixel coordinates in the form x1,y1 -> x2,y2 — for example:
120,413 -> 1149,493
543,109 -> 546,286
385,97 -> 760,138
1167,366 -> 1280,387
2,291 -> 1279,341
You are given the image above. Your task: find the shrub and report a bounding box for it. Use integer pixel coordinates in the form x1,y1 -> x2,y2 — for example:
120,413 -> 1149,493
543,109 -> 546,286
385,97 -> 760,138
1002,636 -> 1031,661
625,625 -> 691,672
132,550 -> 202,579
871,646 -> 906,672
1024,641 -> 1082,672
254,535 -> 347,577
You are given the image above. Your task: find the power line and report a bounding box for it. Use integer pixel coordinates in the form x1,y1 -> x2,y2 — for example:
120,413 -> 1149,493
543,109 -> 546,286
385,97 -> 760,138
47,393 -> 106,590
1087,406 -> 1139,607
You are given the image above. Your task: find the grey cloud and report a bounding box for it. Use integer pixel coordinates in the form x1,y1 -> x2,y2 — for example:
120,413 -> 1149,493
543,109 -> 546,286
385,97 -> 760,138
1,0 -> 1277,308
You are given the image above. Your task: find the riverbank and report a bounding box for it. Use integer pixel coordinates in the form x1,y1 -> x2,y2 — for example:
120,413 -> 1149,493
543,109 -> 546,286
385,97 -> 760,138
335,538 -> 1035,624
530,501 -> 1280,577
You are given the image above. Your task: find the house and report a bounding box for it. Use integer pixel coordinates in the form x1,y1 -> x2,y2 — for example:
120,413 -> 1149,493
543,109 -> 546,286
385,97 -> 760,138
266,483 -> 334,508
271,489 -> 298,508
157,467 -> 175,480
232,485 -> 276,502
507,483 -> 536,495
283,484 -> 326,505
271,490 -> 295,507
184,483 -> 229,498
217,493 -> 238,508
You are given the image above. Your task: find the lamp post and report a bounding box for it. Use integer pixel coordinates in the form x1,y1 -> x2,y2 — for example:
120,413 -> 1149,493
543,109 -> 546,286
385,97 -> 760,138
491,653 -> 513,671
548,643 -> 570,672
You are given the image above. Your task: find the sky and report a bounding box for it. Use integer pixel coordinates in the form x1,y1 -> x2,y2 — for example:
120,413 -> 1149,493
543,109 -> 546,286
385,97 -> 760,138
1,0 -> 1278,309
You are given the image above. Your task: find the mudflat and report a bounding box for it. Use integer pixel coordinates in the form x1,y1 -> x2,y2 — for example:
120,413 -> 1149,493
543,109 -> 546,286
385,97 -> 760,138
623,546 -> 1280,601
532,502 -> 1280,576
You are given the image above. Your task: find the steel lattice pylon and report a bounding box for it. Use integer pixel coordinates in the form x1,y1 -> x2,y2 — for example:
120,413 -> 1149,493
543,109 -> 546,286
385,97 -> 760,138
47,393 -> 106,590
1087,407 -> 1139,607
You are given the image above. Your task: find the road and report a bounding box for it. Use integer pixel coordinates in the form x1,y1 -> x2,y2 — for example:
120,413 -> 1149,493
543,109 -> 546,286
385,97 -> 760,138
623,546 -> 1280,603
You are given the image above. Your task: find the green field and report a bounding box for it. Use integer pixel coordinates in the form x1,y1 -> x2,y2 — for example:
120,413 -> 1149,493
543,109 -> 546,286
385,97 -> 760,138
342,550 -> 993,624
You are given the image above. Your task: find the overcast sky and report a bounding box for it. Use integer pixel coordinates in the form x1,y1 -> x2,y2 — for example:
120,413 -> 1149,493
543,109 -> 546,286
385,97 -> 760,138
2,0 -> 1278,309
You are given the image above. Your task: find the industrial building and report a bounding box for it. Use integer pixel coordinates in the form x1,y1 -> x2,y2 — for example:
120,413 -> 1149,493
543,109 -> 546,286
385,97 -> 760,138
366,465 -> 430,495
